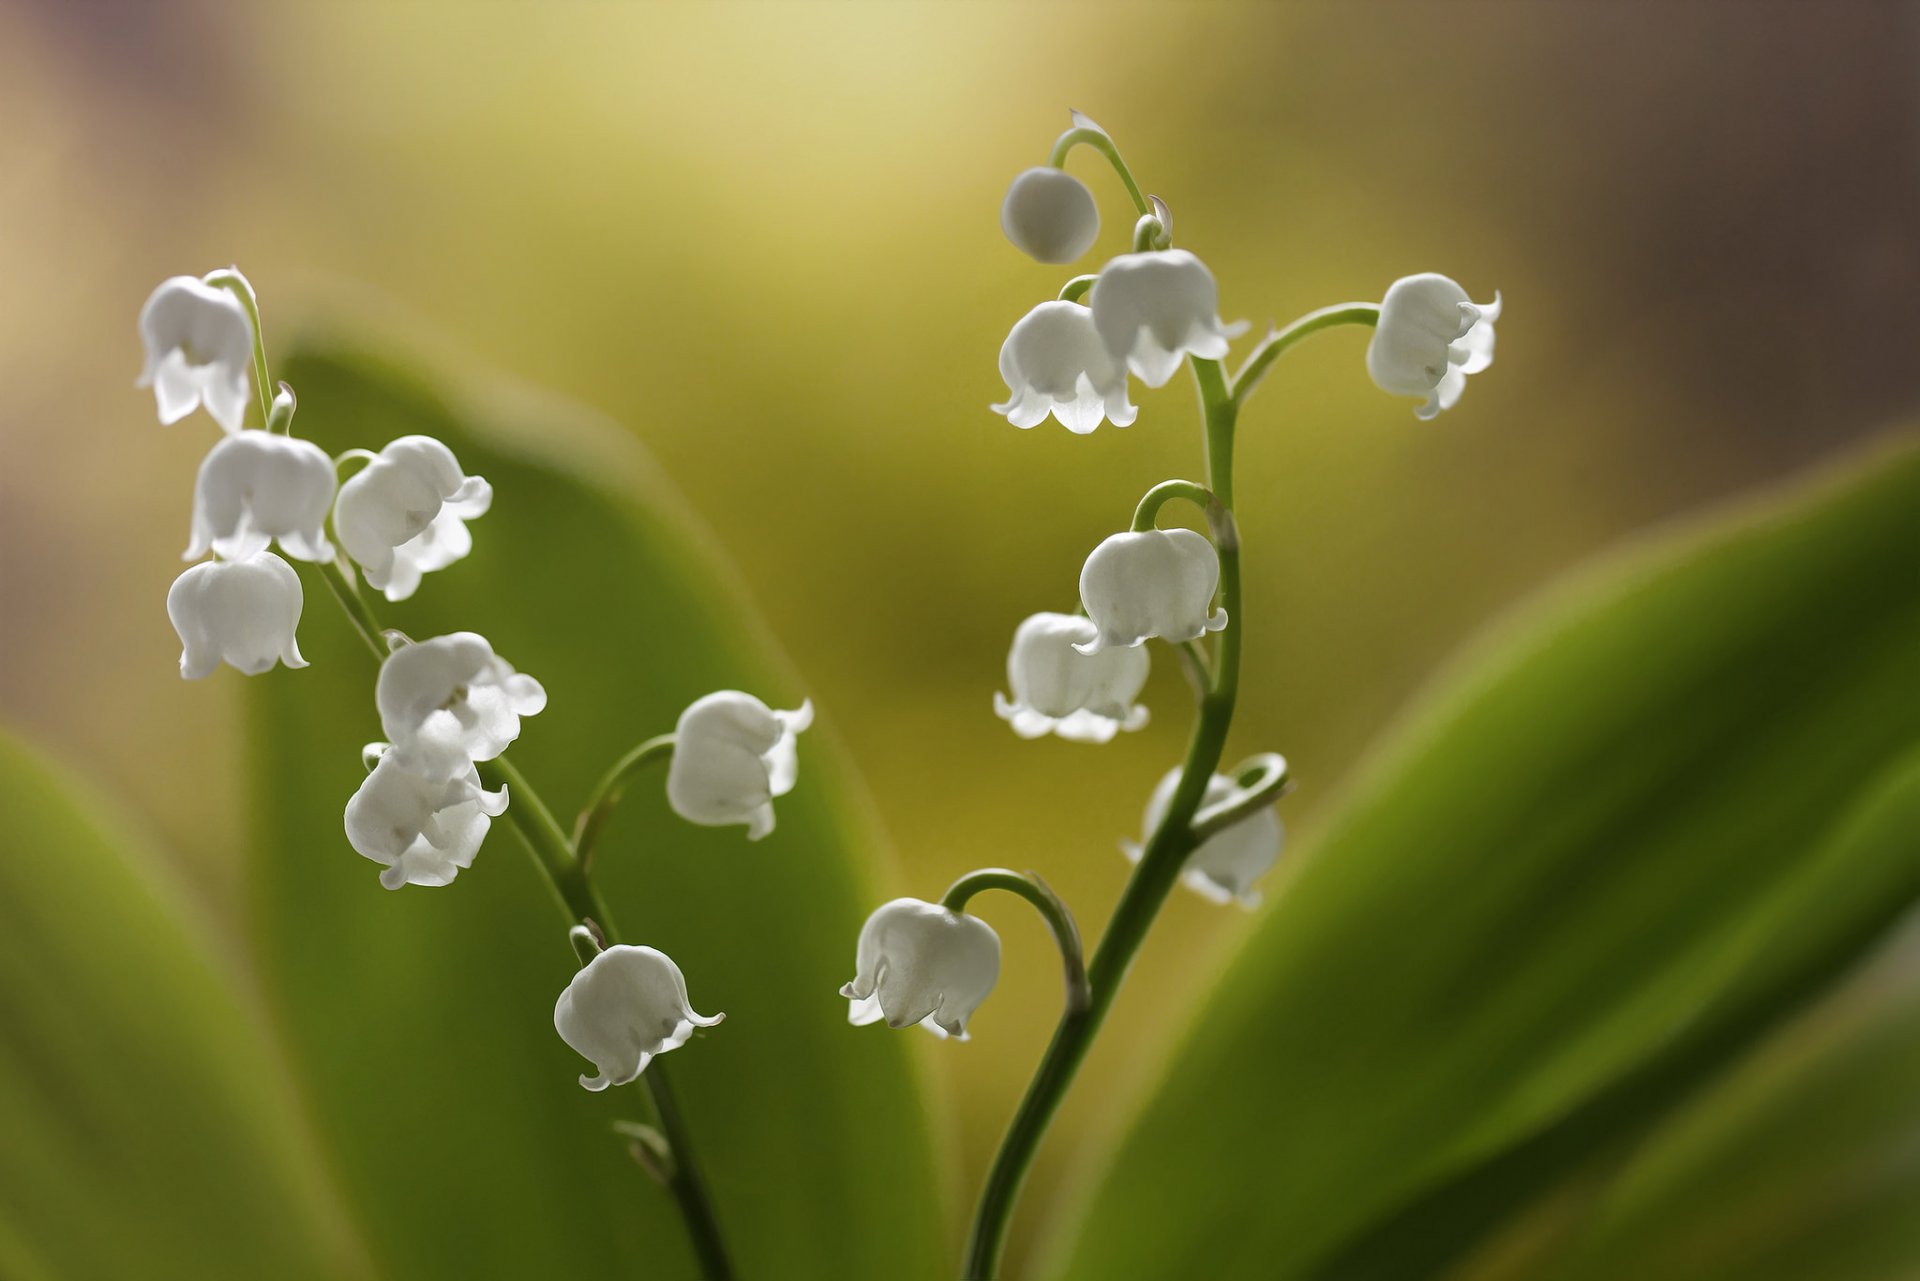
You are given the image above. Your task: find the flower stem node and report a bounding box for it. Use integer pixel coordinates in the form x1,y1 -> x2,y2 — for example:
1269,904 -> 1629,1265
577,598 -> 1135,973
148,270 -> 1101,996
666,691 -> 813,840
184,430 -> 338,563
991,301 -> 1136,434
166,551 -> 307,679
344,745 -> 508,889
1076,528 -> 1227,654
333,435 -> 493,602
1088,249 -> 1247,388
375,632 -> 548,781
994,611 -> 1149,743
1125,767 -> 1285,908
1365,273 -> 1500,419
1000,167 -> 1101,264
842,898 -> 1001,1040
136,274 -> 255,433
554,945 -> 724,1092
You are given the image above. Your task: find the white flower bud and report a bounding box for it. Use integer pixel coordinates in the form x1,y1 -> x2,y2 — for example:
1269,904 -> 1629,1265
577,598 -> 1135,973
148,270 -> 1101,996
1088,249 -> 1248,388
1124,767 -> 1284,907
555,945 -> 724,1091
1077,528 -> 1226,654
376,632 -> 547,780
333,435 -> 492,602
1000,167 -> 1101,264
666,691 -> 813,840
1365,273 -> 1500,420
137,274 -> 254,433
993,611 -> 1149,743
841,898 -> 1000,1040
166,551 -> 307,680
344,746 -> 507,890
184,430 -> 337,564
990,301 -> 1136,435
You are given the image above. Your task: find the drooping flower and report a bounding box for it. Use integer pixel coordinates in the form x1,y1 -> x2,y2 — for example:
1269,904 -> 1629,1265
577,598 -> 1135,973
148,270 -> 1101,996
554,945 -> 724,1091
184,430 -> 337,563
991,301 -> 1136,434
376,632 -> 547,780
1088,249 -> 1247,388
1000,167 -> 1101,264
1077,528 -> 1227,654
994,611 -> 1149,742
137,274 -> 254,433
1123,767 -> 1284,908
666,691 -> 813,840
1365,273 -> 1501,420
344,745 -> 508,890
334,435 -> 493,602
166,551 -> 307,679
841,898 -> 1000,1040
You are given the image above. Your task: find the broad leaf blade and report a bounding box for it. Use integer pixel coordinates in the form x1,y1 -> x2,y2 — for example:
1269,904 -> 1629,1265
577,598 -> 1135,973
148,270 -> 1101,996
0,731 -> 372,1281
250,336 -> 946,1280
1047,439 -> 1920,1280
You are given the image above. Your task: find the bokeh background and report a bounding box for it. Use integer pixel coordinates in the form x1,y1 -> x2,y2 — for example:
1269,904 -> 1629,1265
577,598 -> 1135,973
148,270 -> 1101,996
3,0 -> 1917,1271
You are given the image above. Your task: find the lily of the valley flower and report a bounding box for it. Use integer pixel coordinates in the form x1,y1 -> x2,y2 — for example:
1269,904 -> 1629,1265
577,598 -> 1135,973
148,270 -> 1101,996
1124,767 -> 1284,907
334,435 -> 493,602
1077,528 -> 1227,653
1365,273 -> 1501,420
666,690 -> 813,840
842,898 -> 1000,1040
344,746 -> 508,890
184,430 -> 337,563
166,551 -> 307,679
1088,249 -> 1247,388
1000,167 -> 1101,264
555,945 -> 724,1091
137,274 -> 254,433
376,632 -> 547,779
991,301 -> 1136,434
994,611 -> 1149,742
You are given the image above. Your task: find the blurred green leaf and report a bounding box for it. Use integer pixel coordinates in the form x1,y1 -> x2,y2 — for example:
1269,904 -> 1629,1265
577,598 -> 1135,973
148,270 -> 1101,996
1045,438 -> 1920,1281
250,333 -> 947,1279
0,731 -> 371,1280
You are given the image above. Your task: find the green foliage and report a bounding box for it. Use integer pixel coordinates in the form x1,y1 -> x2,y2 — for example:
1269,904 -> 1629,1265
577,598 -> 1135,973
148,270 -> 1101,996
1047,440 -> 1920,1280
0,732 -> 371,1280
247,335 -> 948,1279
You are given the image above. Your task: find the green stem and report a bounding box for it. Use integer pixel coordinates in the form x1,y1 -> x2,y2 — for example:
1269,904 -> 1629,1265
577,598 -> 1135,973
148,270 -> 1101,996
1231,302 -> 1380,409
574,733 -> 677,871
1057,274 -> 1097,304
960,357 -> 1244,1280
202,268 -> 273,428
1129,478 -> 1224,536
315,558 -> 386,661
940,869 -> 1090,1016
1046,124 -> 1150,216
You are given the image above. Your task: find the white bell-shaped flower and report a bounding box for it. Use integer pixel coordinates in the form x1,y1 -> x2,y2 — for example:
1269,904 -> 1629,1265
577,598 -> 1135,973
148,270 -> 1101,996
555,945 -> 723,1091
137,274 -> 254,433
666,691 -> 813,840
1000,167 -> 1101,264
1124,767 -> 1284,908
344,746 -> 508,890
1365,273 -> 1501,420
991,301 -> 1137,434
841,898 -> 1001,1040
376,632 -> 547,780
334,435 -> 493,602
166,551 -> 307,680
1077,528 -> 1227,654
184,430 -> 337,563
994,611 -> 1149,742
1088,249 -> 1248,388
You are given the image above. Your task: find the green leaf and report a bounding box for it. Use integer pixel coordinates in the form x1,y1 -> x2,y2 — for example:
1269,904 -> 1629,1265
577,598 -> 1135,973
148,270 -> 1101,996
1045,438 -> 1920,1281
0,731 -> 372,1280
250,335 -> 947,1279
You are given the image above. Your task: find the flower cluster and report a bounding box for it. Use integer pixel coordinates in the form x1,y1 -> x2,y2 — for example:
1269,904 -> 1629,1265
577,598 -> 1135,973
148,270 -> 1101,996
138,269 -> 812,1091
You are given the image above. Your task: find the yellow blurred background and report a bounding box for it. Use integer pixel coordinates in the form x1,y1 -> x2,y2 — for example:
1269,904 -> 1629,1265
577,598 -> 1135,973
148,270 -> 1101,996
2,0 -> 1915,1263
